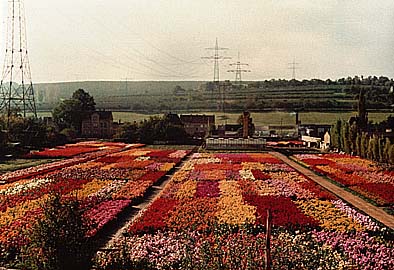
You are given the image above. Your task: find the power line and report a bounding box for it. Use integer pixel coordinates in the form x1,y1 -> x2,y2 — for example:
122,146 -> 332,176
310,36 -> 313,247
73,3 -> 210,78
288,57 -> 300,80
202,38 -> 231,86
43,4 -> 199,79
228,52 -> 250,86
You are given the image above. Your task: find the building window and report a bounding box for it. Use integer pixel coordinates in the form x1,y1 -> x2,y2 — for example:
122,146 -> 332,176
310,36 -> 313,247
92,114 -> 99,122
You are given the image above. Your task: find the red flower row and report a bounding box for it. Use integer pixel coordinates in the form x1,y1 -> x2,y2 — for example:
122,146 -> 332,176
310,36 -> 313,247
28,147 -> 100,158
251,169 -> 270,180
140,171 -> 166,184
243,195 -> 319,229
352,183 -> 394,205
312,166 -> 366,187
84,199 -> 131,237
301,158 -> 334,166
128,198 -> 178,234
195,181 -> 220,198
147,150 -> 176,158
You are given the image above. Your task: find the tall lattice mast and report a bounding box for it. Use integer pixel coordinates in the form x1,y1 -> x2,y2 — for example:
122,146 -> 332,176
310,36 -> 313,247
228,52 -> 250,86
0,0 -> 36,126
202,38 -> 231,87
288,57 -> 299,80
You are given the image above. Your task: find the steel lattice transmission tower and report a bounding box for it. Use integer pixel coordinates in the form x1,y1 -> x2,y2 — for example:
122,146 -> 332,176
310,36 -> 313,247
288,57 -> 300,80
228,52 -> 250,86
202,38 -> 231,87
0,0 -> 37,126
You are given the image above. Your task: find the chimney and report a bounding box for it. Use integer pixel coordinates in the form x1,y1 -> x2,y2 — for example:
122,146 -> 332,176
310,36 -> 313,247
243,111 -> 250,138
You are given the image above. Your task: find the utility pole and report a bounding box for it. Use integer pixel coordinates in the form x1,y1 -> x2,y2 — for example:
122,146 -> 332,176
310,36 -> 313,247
122,77 -> 129,92
0,0 -> 37,128
202,38 -> 231,88
202,38 -> 230,113
228,52 -> 250,86
288,58 -> 299,80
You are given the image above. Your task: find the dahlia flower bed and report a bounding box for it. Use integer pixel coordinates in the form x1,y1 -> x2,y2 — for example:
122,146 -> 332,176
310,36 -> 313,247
294,153 -> 394,206
26,141 -> 134,158
0,147 -> 189,263
96,153 -> 394,270
0,142 -> 137,184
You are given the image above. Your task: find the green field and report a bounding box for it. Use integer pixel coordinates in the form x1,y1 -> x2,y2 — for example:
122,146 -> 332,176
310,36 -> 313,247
0,159 -> 57,174
37,111 -> 393,127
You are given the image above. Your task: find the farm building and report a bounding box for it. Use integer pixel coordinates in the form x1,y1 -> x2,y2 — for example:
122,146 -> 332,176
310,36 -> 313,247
180,114 -> 215,138
81,111 -> 114,139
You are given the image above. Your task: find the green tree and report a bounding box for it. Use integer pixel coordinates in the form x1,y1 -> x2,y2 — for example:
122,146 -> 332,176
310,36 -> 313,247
114,122 -> 139,142
378,137 -> 384,162
22,195 -> 91,270
72,88 -> 96,112
367,136 -> 379,161
341,121 -> 351,154
357,88 -> 368,131
348,121 -> 358,154
331,120 -> 342,150
383,138 -> 392,163
52,89 -> 96,133
355,133 -> 362,156
360,132 -> 369,158
389,144 -> 394,164
0,129 -> 6,156
116,115 -> 189,144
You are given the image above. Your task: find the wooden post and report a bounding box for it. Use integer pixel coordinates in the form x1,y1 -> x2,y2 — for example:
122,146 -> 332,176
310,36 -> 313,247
265,209 -> 272,270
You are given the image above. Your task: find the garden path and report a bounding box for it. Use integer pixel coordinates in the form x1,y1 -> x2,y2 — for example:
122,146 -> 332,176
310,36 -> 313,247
270,151 -> 394,230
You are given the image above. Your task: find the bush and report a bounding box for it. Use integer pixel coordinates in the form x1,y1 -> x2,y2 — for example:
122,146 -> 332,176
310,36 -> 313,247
21,195 -> 92,270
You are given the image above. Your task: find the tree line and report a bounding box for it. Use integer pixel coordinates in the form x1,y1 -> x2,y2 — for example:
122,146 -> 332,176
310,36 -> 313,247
114,114 -> 190,144
330,90 -> 394,164
330,119 -> 394,163
247,75 -> 394,88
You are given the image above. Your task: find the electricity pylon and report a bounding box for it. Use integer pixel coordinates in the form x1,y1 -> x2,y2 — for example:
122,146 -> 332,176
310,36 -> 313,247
228,52 -> 250,86
202,38 -> 231,87
288,57 -> 299,80
0,0 -> 37,128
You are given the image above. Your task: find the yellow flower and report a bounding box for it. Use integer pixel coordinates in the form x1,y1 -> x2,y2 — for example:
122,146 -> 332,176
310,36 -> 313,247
69,179 -> 112,199
175,180 -> 197,200
295,199 -> 364,232
0,195 -> 48,227
216,181 -> 256,225
160,163 -> 175,171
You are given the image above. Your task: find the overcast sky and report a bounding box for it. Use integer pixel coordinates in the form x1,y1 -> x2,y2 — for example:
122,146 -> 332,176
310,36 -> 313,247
0,0 -> 393,82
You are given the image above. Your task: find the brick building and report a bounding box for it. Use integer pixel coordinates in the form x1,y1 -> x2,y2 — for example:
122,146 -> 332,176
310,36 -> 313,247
180,114 -> 215,138
81,111 -> 114,138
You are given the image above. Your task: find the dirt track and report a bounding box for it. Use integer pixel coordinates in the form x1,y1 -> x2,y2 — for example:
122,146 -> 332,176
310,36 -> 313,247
270,151 -> 394,230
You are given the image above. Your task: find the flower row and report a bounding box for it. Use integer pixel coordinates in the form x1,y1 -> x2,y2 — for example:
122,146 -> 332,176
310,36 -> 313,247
96,229 -> 394,270
295,153 -> 394,205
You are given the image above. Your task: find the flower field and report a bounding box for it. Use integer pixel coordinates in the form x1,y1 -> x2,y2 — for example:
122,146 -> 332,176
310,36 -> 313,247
294,153 -> 394,207
0,145 -> 189,263
0,141 -> 138,184
26,141 -> 139,158
96,152 -> 394,270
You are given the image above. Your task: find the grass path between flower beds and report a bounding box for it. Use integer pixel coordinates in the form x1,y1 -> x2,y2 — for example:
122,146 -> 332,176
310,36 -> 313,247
270,151 -> 394,230
96,148 -> 197,251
